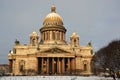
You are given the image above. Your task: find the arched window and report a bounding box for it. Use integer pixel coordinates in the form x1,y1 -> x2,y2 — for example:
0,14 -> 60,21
20,65 -> 24,72
19,60 -> 25,72
84,64 -> 87,71
74,39 -> 76,46
32,38 -> 35,46
83,60 -> 88,71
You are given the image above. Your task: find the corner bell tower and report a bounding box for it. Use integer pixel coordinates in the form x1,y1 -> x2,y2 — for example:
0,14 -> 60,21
30,30 -> 39,46
40,5 -> 67,45
70,32 -> 79,47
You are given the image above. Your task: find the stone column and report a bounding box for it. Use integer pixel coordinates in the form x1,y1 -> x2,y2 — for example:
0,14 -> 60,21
43,32 -> 45,41
48,31 -> 50,40
36,58 -> 38,73
47,31 -> 49,40
41,58 -> 44,74
46,31 -> 48,40
71,58 -> 75,73
55,31 -> 56,40
63,32 -> 65,41
43,32 -> 45,40
59,58 -> 61,74
12,59 -> 15,75
56,31 -> 58,40
58,31 -> 60,40
60,32 -> 62,41
52,58 -> 54,74
9,60 -> 12,73
87,61 -> 91,74
46,58 -> 49,74
67,58 -> 70,73
45,32 -> 46,40
64,32 -> 66,41
61,58 -> 65,74
50,31 -> 52,40
9,60 -> 12,68
61,32 -> 63,41
40,32 -> 43,41
15,60 -> 19,75
57,58 -> 60,74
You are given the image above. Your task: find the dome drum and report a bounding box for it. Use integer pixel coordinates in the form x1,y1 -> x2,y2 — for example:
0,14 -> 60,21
40,26 -> 66,33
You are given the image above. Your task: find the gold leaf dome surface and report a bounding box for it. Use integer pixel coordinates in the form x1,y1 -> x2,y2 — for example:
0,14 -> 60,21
43,5 -> 63,27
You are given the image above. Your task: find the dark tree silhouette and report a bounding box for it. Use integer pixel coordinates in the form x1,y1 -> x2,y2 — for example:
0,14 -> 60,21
93,40 -> 120,75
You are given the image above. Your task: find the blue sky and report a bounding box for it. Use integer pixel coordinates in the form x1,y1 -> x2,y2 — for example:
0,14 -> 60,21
0,0 -> 120,64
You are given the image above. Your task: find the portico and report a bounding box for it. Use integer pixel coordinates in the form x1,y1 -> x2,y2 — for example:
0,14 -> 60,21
37,57 -> 75,75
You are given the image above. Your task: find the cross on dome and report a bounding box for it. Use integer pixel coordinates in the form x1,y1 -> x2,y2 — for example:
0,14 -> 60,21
51,5 -> 56,13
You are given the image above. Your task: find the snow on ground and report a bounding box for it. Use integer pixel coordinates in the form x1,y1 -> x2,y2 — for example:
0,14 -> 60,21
0,76 -> 119,80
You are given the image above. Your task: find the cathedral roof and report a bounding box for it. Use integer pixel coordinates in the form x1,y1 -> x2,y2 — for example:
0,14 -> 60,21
43,5 -> 63,27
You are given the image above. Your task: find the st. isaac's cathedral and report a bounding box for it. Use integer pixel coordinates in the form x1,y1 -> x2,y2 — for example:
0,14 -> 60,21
8,5 -> 94,75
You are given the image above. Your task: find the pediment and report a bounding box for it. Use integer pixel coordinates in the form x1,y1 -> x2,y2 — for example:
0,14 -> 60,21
40,47 -> 71,53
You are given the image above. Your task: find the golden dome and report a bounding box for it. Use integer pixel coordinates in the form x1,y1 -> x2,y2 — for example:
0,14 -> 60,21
43,5 -> 63,27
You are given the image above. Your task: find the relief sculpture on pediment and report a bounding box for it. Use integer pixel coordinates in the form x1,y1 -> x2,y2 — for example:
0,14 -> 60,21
43,48 -> 69,53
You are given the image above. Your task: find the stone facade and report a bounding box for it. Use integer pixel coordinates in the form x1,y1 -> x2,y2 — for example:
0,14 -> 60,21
8,5 -> 94,75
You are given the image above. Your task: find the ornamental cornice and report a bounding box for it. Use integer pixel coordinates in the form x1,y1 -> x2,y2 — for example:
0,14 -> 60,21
36,53 -> 75,58
81,55 -> 93,58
